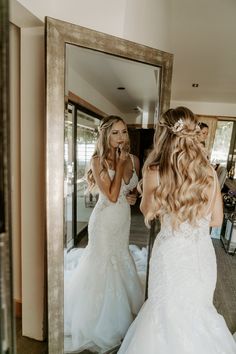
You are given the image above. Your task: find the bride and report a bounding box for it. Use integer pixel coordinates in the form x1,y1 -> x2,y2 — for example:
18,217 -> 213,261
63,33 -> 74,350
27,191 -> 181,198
118,107 -> 236,354
64,115 -> 143,352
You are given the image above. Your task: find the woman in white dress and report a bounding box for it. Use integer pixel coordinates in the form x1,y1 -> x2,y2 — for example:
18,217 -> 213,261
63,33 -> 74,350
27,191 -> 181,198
64,115 -> 143,352
118,107 -> 236,354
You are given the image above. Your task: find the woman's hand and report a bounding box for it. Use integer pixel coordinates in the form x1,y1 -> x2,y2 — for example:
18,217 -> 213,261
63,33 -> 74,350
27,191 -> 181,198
116,143 -> 129,164
126,192 -> 137,205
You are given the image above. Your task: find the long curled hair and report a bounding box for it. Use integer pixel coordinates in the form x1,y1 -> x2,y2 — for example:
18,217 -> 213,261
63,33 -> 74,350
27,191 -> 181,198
87,115 -> 130,190
142,106 -> 213,228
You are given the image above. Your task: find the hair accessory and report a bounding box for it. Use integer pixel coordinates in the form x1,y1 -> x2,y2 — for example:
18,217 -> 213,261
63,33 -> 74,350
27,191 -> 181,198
171,118 -> 184,133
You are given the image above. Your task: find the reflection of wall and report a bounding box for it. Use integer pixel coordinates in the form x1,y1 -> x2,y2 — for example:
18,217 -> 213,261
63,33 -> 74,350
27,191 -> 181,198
67,66 -> 123,117
67,67 -> 144,125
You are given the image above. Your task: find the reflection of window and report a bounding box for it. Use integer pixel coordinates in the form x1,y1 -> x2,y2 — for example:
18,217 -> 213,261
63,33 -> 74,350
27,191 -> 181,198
77,126 -> 98,180
77,143 -> 95,164
210,121 -> 234,166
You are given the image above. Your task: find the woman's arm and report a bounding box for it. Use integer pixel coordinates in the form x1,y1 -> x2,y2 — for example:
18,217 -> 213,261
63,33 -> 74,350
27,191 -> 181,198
210,176 -> 223,227
91,155 -> 126,203
133,155 -> 140,176
140,168 -> 159,218
126,155 -> 140,205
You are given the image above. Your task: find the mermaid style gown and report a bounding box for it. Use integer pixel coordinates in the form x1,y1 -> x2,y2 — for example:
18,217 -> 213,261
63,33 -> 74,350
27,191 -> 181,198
118,172 -> 236,354
64,156 -> 144,352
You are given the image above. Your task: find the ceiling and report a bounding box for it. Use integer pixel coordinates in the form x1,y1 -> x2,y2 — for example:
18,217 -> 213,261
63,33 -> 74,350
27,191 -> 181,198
67,45 -> 160,116
170,0 -> 236,104
67,0 -> 236,117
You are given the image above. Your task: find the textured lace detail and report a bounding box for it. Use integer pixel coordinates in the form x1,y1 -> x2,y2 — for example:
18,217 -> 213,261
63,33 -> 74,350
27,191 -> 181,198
154,214 -> 211,248
118,209 -> 236,353
97,167 -> 138,207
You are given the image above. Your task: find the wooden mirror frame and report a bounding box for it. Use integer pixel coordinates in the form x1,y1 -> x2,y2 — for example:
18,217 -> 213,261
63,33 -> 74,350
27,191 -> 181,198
45,16 -> 173,353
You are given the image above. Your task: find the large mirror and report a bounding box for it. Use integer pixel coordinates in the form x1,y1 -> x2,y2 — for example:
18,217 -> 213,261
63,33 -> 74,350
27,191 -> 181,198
46,17 -> 173,354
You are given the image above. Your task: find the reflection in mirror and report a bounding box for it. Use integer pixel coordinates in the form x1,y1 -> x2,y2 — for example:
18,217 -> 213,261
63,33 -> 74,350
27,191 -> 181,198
63,45 -> 161,353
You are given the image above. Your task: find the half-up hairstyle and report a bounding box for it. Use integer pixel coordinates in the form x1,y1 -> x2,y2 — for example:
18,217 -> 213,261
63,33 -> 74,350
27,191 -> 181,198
87,115 -> 130,190
143,106 -> 213,228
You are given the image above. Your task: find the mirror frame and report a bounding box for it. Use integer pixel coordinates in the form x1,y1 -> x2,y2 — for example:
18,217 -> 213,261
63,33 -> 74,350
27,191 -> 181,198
45,16 -> 173,353
0,0 -> 15,352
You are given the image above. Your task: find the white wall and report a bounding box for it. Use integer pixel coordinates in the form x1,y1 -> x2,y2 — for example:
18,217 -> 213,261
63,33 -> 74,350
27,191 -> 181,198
171,100 -> 236,117
20,26 -> 45,340
123,0 -> 172,52
14,0 -> 127,37
14,0 -> 171,51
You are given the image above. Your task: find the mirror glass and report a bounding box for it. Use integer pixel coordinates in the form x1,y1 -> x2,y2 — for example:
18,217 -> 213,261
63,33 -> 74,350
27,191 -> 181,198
63,44 -> 161,353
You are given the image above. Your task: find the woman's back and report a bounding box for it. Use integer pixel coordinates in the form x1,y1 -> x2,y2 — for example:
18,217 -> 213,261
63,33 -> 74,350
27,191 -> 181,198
118,107 -> 235,354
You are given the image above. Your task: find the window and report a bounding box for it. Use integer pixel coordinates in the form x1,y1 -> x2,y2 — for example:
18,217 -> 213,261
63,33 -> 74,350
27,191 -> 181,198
210,121 -> 234,167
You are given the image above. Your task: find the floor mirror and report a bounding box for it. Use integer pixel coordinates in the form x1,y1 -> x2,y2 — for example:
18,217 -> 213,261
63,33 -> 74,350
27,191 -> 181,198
45,17 -> 173,354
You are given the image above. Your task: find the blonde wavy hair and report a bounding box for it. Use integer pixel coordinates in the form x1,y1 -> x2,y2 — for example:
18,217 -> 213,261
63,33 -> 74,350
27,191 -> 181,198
142,106 -> 213,228
87,115 -> 130,190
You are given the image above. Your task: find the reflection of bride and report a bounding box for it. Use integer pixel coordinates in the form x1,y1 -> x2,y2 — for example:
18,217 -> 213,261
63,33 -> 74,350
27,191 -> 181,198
64,116 -> 144,352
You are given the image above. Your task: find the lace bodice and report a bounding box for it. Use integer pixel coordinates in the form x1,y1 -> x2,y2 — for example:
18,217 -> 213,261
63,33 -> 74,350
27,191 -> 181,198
155,213 -> 211,248
98,154 -> 138,205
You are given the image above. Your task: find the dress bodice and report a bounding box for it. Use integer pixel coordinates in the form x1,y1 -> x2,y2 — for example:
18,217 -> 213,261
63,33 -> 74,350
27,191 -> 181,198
98,155 -> 139,205
155,213 -> 211,249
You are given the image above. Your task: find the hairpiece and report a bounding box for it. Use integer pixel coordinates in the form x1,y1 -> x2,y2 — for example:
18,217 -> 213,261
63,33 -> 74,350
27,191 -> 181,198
171,118 -> 184,133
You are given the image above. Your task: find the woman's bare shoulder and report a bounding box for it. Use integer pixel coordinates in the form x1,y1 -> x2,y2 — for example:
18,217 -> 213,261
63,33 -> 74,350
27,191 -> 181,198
130,154 -> 139,169
144,164 -> 159,174
143,165 -> 158,183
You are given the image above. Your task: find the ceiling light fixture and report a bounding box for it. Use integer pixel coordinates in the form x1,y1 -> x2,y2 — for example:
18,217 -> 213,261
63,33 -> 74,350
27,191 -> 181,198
192,83 -> 199,88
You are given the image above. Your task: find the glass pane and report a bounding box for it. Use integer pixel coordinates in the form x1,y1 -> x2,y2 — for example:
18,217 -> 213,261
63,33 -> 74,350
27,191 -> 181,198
210,121 -> 234,166
76,111 -> 100,244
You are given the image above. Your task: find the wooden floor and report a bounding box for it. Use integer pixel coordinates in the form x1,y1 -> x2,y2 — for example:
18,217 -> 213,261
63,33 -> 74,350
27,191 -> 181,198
16,212 -> 236,353
213,239 -> 236,333
129,204 -> 149,247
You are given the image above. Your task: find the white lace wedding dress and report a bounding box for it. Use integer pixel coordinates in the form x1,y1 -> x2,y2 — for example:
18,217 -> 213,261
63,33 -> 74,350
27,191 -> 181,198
64,157 -> 144,353
118,173 -> 236,354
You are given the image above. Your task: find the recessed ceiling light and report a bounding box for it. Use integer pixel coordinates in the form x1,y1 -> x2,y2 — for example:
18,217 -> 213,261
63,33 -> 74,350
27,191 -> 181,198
117,87 -> 125,90
192,83 -> 199,87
